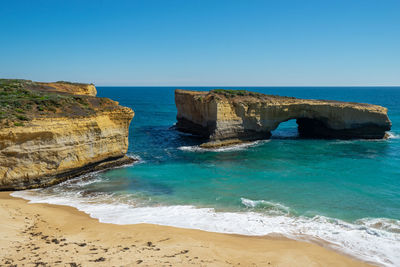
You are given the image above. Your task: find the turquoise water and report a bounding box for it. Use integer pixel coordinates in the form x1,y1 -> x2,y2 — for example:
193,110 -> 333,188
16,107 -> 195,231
14,87 -> 400,266
98,87 -> 400,221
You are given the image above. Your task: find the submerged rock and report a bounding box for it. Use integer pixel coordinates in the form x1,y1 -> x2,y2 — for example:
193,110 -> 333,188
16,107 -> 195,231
175,89 -> 391,148
0,79 -> 134,190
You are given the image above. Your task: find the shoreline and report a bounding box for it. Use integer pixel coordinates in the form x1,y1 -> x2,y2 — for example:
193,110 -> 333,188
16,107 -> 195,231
1,155 -> 136,191
0,191 -> 373,266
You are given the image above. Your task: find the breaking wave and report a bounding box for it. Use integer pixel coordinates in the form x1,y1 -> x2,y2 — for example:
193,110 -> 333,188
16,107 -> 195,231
240,197 -> 291,215
178,140 -> 269,152
11,190 -> 400,267
387,132 -> 400,139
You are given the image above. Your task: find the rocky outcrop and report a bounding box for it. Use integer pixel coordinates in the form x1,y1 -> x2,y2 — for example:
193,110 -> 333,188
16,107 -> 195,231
175,89 -> 392,148
0,80 -> 134,190
37,81 -> 97,96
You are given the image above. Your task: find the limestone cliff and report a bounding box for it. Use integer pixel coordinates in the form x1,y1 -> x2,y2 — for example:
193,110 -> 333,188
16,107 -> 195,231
175,89 -> 391,148
37,81 -> 97,96
0,79 -> 134,190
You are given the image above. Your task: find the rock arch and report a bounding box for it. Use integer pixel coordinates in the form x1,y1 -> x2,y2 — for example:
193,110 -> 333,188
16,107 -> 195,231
175,89 -> 392,148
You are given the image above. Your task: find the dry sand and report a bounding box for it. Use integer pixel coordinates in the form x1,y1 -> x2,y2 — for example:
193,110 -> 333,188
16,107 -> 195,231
0,192 -> 373,266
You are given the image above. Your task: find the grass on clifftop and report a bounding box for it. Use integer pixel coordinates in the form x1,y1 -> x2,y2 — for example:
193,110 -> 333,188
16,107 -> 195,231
211,89 -> 264,97
55,81 -> 94,86
0,79 -> 97,127
210,89 -> 299,101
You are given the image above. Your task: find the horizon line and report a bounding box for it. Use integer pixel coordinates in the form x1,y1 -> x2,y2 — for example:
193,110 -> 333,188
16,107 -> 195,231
95,85 -> 400,87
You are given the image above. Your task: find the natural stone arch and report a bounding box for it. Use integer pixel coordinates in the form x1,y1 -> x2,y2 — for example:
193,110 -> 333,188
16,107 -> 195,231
175,89 -> 391,148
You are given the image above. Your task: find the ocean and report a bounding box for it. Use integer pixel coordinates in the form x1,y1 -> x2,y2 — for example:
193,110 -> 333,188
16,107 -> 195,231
13,87 -> 400,266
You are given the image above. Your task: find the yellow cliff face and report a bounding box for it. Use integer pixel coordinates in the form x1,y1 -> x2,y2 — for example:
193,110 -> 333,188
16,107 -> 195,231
0,108 -> 134,190
0,80 -> 134,190
37,82 -> 97,96
175,89 -> 392,148
174,90 -> 217,135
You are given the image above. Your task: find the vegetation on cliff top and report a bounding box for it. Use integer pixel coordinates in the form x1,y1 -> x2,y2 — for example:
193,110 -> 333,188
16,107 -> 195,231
55,80 -> 94,86
211,89 -> 264,97
0,79 -> 114,127
210,89 -> 301,102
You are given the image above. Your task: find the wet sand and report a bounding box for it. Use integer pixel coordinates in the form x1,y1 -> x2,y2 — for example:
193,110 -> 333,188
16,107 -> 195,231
0,192 -> 373,266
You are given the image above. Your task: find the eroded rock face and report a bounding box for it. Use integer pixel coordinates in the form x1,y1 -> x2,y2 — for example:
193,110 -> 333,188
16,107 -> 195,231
37,81 -> 97,96
0,81 -> 134,190
175,89 -> 391,148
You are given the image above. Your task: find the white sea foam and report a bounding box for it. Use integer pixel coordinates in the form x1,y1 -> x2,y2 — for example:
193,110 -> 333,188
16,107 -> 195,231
125,154 -> 145,165
11,191 -> 400,267
67,177 -> 103,187
240,197 -> 290,214
41,154 -> 144,189
178,140 -> 269,152
387,132 -> 400,139
356,218 -> 400,233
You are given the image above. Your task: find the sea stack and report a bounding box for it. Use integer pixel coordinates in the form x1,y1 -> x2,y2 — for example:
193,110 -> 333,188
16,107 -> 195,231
0,79 -> 134,190
175,89 -> 392,148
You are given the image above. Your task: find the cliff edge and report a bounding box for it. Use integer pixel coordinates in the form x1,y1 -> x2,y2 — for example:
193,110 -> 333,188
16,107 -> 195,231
36,81 -> 97,96
175,89 -> 391,148
0,79 -> 134,190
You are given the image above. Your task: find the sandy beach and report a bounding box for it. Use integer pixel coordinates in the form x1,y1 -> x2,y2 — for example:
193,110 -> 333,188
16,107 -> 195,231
0,192 -> 372,267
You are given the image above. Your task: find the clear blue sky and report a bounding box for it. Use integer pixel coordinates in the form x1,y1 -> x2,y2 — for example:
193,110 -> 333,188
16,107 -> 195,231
1,0 -> 399,86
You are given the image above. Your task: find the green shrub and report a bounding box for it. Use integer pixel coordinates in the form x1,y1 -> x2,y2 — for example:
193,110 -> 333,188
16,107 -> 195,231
211,89 -> 263,97
16,114 -> 29,121
0,79 -> 97,125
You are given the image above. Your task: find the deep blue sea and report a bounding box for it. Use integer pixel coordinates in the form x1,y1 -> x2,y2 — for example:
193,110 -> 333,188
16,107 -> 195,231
14,87 -> 400,266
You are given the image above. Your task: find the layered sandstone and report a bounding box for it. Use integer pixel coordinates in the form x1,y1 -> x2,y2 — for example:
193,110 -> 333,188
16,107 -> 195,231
0,80 -> 134,190
37,81 -> 97,96
175,89 -> 391,148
